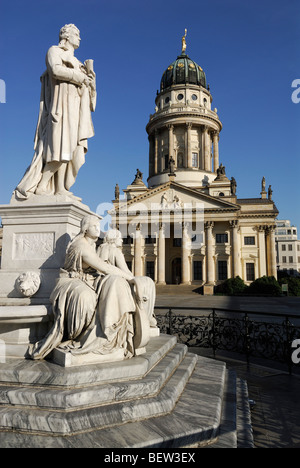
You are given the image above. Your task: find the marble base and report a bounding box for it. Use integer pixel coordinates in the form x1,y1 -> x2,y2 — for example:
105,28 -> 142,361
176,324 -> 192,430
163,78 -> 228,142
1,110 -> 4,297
0,199 -> 94,299
0,334 -> 253,448
50,347 -> 126,367
203,284 -> 214,295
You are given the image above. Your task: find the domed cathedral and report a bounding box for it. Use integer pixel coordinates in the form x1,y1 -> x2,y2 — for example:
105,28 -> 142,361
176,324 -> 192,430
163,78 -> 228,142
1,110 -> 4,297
111,31 -> 279,294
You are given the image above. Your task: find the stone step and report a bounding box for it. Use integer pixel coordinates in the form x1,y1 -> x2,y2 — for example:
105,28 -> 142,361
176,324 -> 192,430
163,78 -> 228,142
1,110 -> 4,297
0,355 -> 229,448
0,334 -> 177,388
0,352 -> 198,435
0,344 -> 187,410
156,285 -> 201,296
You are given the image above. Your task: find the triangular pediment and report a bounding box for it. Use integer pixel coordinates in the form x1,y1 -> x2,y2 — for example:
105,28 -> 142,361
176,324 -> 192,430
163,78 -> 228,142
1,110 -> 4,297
115,181 -> 240,213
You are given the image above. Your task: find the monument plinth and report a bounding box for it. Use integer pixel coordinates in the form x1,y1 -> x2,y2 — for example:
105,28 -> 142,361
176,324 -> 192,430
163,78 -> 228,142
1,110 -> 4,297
0,198 -> 93,301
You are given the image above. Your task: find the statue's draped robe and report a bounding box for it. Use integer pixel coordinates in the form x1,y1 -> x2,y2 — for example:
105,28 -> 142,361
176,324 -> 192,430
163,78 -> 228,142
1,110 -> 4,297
28,238 -> 135,360
98,243 -> 157,329
15,46 -> 96,199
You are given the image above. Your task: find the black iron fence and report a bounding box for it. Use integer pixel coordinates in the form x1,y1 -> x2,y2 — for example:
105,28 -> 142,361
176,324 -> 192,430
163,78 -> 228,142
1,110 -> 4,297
154,306 -> 300,373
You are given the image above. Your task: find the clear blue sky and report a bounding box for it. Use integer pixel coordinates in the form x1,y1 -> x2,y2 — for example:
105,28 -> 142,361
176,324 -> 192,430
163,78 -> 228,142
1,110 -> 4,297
0,0 -> 299,227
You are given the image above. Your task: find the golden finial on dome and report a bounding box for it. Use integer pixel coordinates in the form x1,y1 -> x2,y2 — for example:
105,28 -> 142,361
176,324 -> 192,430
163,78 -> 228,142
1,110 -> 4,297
181,28 -> 187,54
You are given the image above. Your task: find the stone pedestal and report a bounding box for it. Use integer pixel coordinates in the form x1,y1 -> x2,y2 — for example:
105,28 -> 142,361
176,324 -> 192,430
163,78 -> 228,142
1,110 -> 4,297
0,196 -> 93,301
203,284 -> 214,295
0,305 -> 51,359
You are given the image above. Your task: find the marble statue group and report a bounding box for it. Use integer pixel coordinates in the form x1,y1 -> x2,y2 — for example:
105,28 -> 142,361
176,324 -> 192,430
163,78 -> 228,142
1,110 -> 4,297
28,215 -> 157,361
13,24 -> 157,363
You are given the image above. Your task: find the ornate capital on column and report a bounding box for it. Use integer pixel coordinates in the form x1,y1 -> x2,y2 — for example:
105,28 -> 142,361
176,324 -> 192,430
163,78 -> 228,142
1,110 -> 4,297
204,221 -> 214,230
229,220 -> 239,230
255,225 -> 267,233
186,122 -> 193,130
266,224 -> 276,234
158,221 -> 165,232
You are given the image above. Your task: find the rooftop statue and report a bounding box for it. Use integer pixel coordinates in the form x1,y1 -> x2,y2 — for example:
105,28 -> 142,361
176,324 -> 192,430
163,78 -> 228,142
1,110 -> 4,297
182,29 -> 187,54
14,24 -> 96,201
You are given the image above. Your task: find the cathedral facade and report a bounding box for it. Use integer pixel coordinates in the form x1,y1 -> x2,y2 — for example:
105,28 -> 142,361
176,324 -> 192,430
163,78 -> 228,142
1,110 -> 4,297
111,36 -> 278,294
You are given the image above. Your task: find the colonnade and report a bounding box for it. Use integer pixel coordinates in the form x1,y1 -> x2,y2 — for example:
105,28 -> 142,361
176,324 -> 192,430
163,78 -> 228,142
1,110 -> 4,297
149,124 -> 220,176
130,221 -> 277,285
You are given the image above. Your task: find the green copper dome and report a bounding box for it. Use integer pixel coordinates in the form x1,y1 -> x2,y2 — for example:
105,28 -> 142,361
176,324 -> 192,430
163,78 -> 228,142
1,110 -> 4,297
160,54 -> 207,91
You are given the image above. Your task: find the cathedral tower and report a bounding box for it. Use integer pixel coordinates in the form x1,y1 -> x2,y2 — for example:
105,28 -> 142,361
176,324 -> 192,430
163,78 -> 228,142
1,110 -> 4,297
146,32 -> 222,189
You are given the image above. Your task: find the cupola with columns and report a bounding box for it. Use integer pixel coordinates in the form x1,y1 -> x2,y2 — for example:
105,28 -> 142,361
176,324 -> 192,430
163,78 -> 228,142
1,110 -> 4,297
146,30 -> 222,189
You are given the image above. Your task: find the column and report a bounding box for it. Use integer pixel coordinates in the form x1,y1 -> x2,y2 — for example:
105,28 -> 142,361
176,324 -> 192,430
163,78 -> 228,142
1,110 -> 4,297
168,124 -> 174,162
148,135 -> 154,177
181,223 -> 191,284
203,126 -> 210,171
212,131 -> 219,173
154,129 -> 158,174
134,227 -> 143,276
205,221 -> 215,284
186,123 -> 192,168
257,225 -> 267,277
157,223 -> 166,284
230,220 -> 241,278
268,225 -> 277,278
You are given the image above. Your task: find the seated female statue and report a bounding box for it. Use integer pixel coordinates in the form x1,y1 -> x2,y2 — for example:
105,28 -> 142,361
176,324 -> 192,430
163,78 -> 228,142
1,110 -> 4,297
28,215 -> 138,360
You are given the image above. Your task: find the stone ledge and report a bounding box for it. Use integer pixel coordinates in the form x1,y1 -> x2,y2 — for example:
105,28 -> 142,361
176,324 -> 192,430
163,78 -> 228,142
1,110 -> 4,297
0,344 -> 187,410
0,305 -> 50,323
0,335 -> 177,387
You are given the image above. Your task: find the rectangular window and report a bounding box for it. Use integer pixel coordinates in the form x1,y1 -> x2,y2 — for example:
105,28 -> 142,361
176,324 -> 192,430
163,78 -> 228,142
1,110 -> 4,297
244,236 -> 255,245
246,263 -> 255,282
173,238 -> 182,247
288,244 -> 293,251
145,235 -> 156,244
193,261 -> 203,281
192,152 -> 198,167
282,256 -> 286,263
218,261 -> 228,281
282,245 -> 286,251
289,256 -> 294,263
216,233 -> 228,244
146,261 -> 155,280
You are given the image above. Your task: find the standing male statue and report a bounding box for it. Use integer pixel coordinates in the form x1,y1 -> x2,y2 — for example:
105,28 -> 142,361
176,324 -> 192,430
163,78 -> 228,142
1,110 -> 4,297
14,24 -> 96,201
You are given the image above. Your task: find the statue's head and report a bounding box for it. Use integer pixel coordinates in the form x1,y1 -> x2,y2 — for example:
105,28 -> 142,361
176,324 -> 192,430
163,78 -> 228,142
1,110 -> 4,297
104,229 -> 123,248
80,215 -> 101,240
59,24 -> 81,50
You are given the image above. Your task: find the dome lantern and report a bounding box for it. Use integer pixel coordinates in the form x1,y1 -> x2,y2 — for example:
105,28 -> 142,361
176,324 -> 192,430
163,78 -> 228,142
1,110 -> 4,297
160,29 -> 207,91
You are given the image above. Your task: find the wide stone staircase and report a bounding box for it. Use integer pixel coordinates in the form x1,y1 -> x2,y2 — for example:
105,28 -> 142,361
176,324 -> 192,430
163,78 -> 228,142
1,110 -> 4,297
0,335 -> 253,448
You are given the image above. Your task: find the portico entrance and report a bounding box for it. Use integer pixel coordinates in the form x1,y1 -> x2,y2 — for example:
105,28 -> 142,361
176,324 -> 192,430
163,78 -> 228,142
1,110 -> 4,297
172,258 -> 182,284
